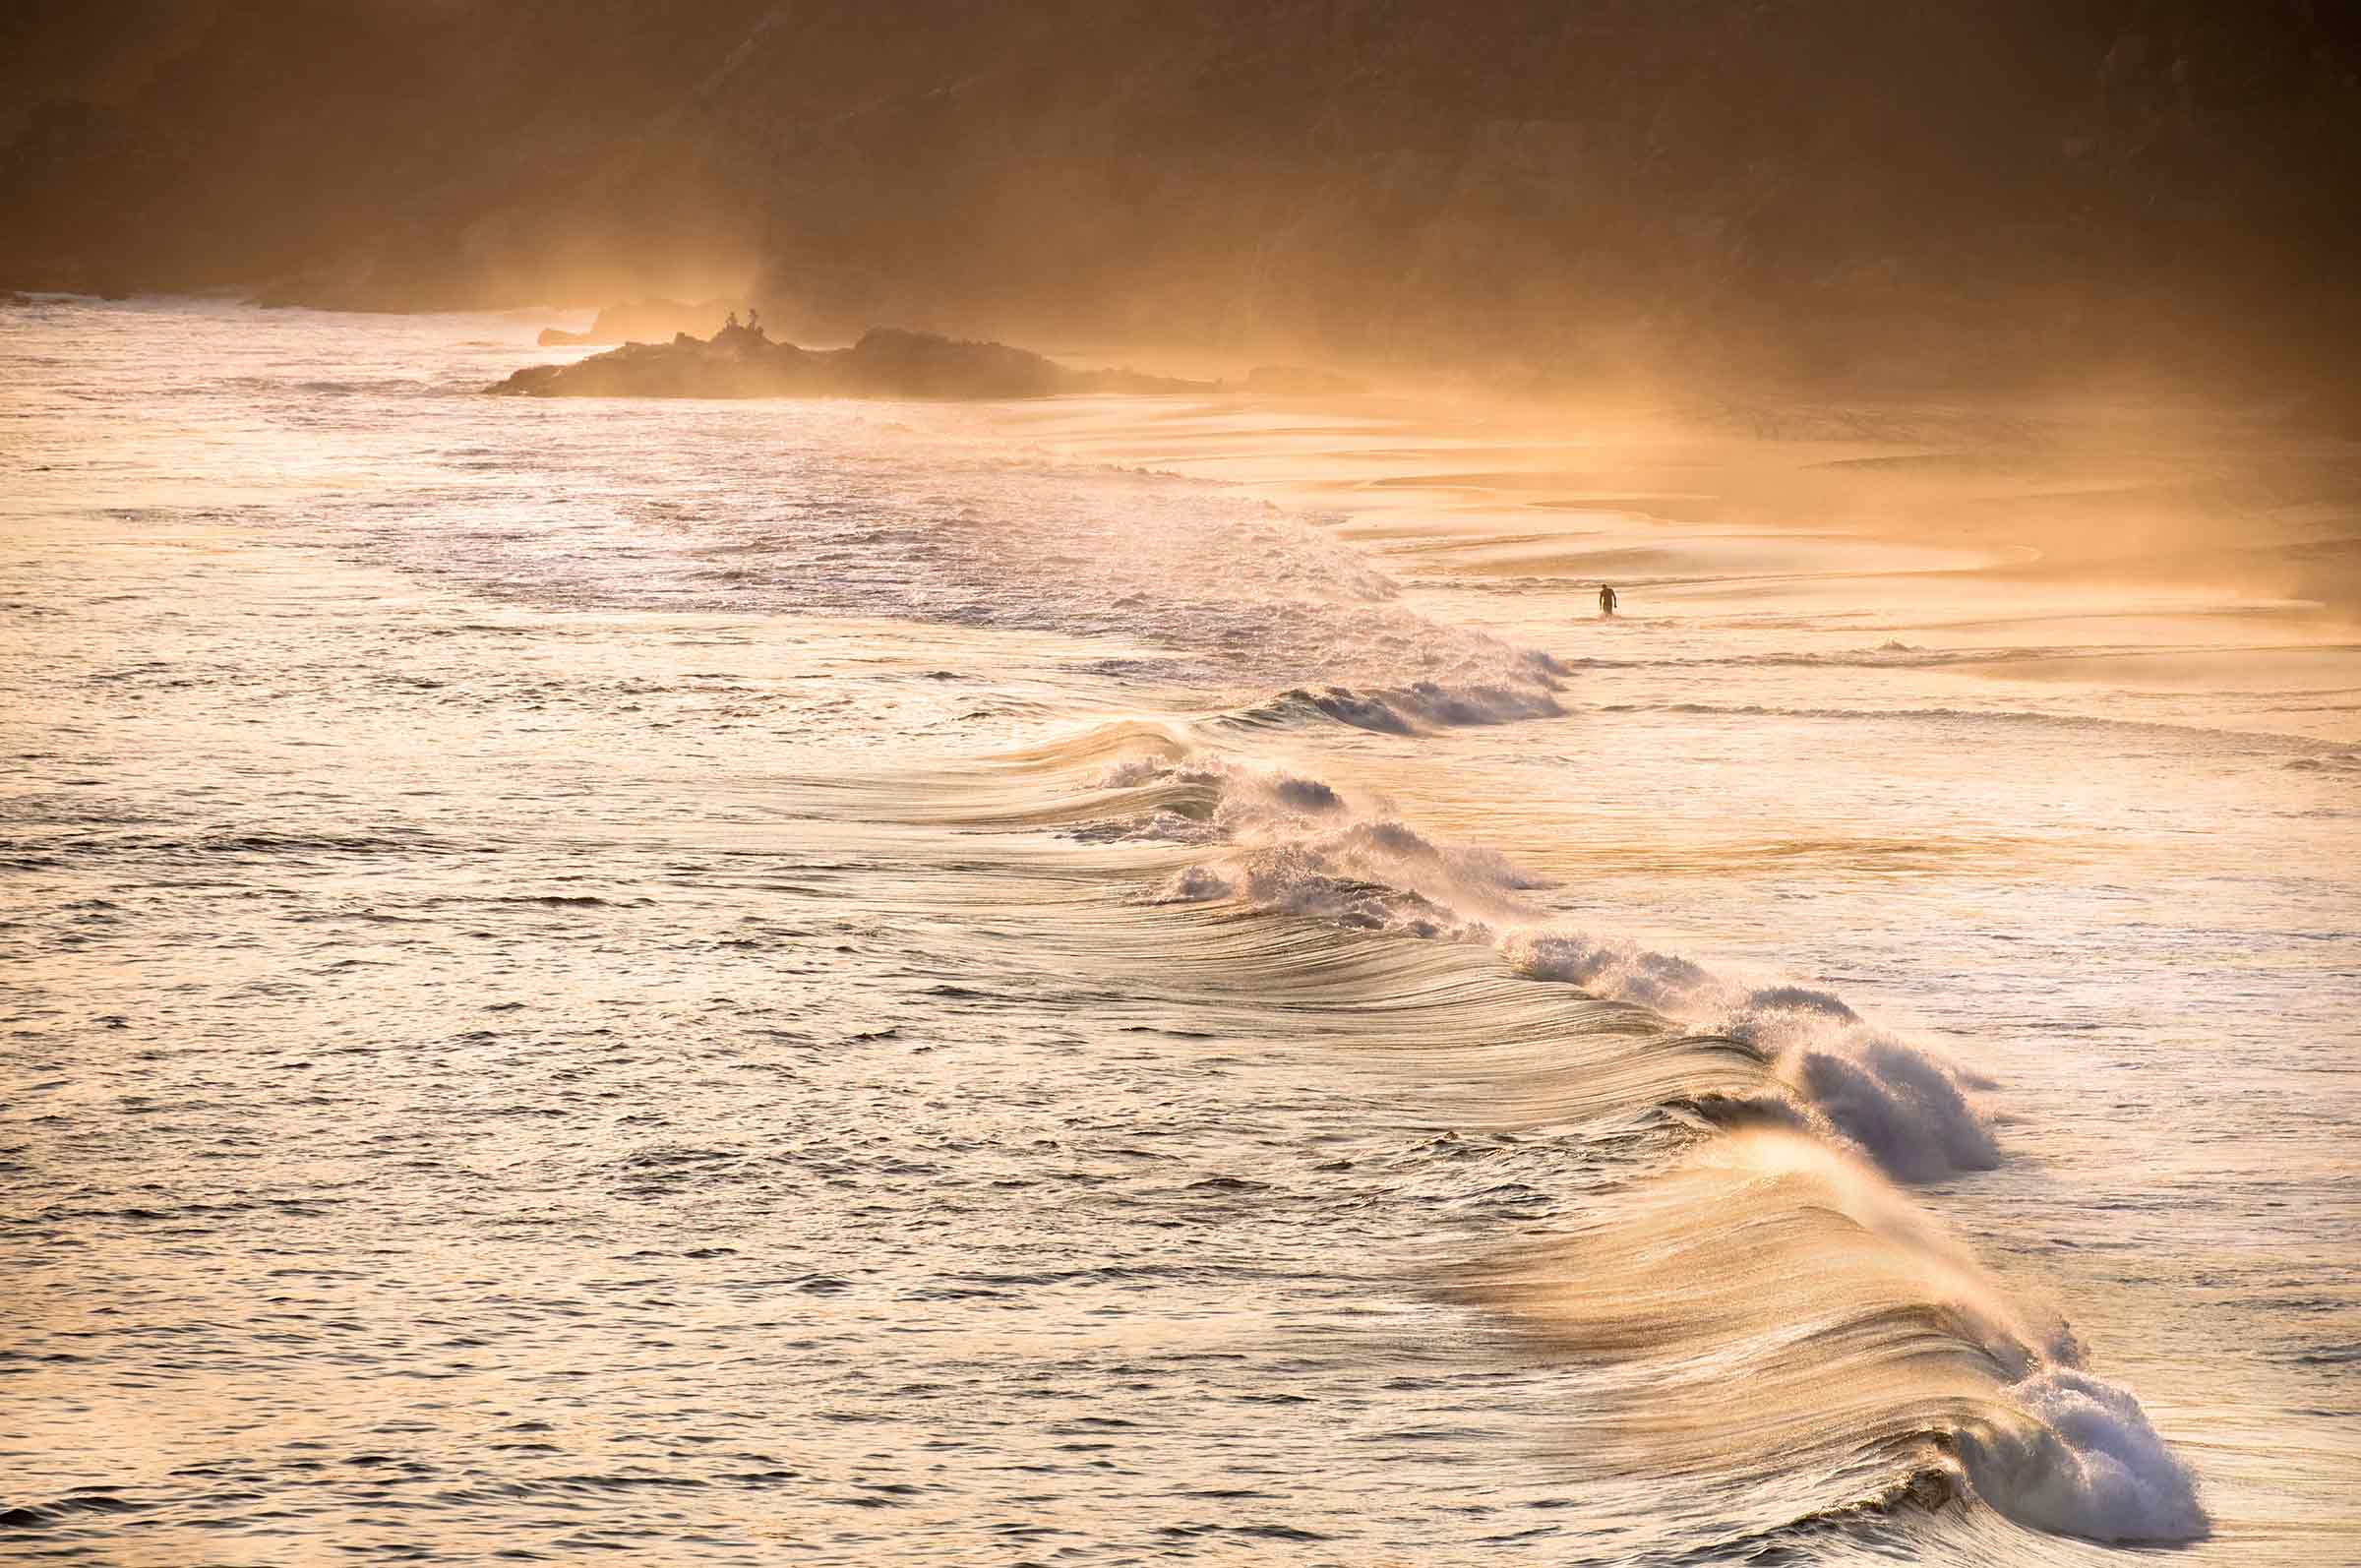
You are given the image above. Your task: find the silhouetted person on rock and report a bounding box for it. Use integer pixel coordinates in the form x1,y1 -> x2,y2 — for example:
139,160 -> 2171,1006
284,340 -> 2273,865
726,311 -> 740,331
1599,583 -> 1618,616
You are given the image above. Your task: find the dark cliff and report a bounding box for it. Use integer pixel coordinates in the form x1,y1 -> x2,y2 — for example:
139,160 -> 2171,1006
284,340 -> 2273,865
5,2 -> 2356,397
491,324 -> 1209,398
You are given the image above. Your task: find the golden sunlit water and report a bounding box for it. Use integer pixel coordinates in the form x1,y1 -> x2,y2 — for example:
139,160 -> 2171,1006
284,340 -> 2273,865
3,297 -> 2357,1564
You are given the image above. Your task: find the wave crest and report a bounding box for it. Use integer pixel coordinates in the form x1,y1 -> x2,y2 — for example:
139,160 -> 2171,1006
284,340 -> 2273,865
1504,931 -> 1997,1183
1072,743 -> 2000,1186
1462,1130 -> 2208,1546
1010,724 -> 2201,1547
1961,1369 -> 2210,1543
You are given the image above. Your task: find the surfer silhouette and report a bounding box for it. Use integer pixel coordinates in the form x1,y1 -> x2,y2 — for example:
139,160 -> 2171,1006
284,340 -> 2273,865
1598,582 -> 1618,616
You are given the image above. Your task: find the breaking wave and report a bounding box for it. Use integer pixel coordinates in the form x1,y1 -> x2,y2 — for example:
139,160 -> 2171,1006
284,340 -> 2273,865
1456,1130 -> 2208,1545
1227,674 -> 1565,735
966,714 -> 2206,1547
1064,736 -> 1997,1185
425,389 -> 2216,1555
1962,1368 -> 2210,1543
1502,931 -> 1998,1182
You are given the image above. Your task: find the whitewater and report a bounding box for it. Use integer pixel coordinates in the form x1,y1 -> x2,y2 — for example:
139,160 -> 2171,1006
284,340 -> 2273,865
2,297 -> 2356,1564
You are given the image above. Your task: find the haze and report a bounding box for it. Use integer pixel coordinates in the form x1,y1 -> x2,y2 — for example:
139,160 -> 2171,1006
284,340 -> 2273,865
3,6 -> 2356,1567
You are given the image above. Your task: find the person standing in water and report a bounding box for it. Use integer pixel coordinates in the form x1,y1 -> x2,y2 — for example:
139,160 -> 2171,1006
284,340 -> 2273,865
1598,582 -> 1618,616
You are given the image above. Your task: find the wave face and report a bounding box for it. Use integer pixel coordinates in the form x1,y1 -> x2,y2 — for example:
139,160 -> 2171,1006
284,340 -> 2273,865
974,724 -> 2212,1549
1058,742 -> 2002,1186
1454,1131 -> 2208,1545
974,717 -> 2221,1543
9,299 -> 2352,1565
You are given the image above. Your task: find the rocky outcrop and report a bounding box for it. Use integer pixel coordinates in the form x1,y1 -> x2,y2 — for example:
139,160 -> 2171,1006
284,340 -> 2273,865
491,324 -> 1211,400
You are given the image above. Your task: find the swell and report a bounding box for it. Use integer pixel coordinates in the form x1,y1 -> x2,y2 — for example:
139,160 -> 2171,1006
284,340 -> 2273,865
1222,677 -> 1564,735
943,711 -> 2210,1546
989,722 -> 2002,1187
376,365 -> 2217,1549
1452,1131 -> 2209,1546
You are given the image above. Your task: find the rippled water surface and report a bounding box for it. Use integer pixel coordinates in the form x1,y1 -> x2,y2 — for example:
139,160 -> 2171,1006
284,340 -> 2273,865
3,298 -> 2357,1564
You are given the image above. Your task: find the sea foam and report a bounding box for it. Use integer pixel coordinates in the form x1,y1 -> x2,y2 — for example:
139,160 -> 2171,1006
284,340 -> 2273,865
1089,745 -> 1999,1183
1076,739 -> 2206,1544
1961,1367 -> 2210,1542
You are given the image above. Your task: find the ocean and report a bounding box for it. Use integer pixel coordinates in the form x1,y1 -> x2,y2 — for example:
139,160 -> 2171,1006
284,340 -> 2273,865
3,296 -> 2356,1564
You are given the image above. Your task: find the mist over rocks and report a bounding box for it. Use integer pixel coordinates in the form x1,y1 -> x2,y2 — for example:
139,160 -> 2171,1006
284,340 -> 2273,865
2,2 -> 2355,399
492,323 -> 1214,400
537,297 -> 739,347
1243,364 -> 1369,396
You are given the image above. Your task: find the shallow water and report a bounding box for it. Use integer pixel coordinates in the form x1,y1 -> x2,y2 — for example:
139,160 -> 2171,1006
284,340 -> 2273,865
3,298 -> 2356,1564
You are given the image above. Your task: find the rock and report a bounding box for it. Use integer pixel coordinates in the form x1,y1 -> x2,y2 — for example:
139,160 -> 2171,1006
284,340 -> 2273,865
490,363 -> 567,394
489,324 -> 1214,401
829,327 -> 1063,398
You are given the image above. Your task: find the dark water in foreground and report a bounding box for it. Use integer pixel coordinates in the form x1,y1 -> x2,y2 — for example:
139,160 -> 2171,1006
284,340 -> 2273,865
3,299 -> 2357,1564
